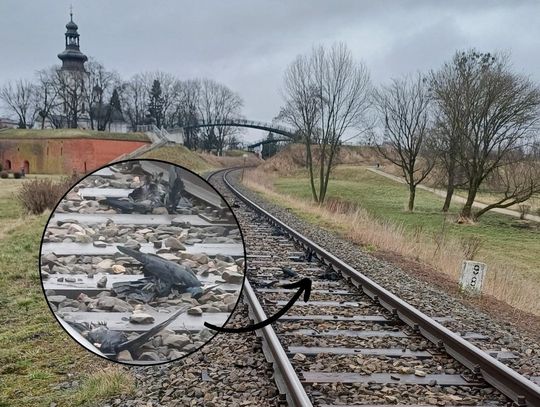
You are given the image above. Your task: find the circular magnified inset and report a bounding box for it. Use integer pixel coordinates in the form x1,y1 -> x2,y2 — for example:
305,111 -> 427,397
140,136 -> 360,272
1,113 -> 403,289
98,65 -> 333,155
39,159 -> 246,365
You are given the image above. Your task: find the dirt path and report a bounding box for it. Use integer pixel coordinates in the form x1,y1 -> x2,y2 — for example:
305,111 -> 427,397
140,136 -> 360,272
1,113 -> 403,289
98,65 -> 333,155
367,167 -> 540,222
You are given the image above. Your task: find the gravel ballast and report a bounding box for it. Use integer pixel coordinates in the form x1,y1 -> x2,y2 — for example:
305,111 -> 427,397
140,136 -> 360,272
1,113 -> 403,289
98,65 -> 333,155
227,171 -> 539,380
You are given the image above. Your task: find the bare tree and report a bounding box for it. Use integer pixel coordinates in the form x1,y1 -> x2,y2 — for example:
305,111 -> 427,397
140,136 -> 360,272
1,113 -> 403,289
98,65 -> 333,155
121,74 -> 148,130
0,79 -> 36,128
373,73 -> 435,211
447,51 -> 540,220
278,53 -> 321,199
173,79 -> 201,149
198,78 -> 243,155
53,68 -> 87,128
279,43 -> 372,204
430,53 -> 475,211
473,151 -> 540,219
35,67 -> 61,129
85,59 -> 120,130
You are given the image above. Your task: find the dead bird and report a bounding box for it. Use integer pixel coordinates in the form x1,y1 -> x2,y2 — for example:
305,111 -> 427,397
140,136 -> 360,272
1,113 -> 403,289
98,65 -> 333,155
281,266 -> 298,278
100,172 -> 167,214
252,279 -> 280,288
319,265 -> 341,281
271,226 -> 284,236
112,246 -> 202,301
165,166 -> 191,213
67,306 -> 189,359
296,249 -> 315,263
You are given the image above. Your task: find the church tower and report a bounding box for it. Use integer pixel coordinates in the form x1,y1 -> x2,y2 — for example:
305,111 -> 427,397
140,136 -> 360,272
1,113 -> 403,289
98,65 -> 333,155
57,10 -> 88,72
56,9 -> 89,128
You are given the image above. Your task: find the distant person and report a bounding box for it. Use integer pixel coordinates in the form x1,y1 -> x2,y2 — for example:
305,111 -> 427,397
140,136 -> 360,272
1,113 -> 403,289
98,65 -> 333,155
20,167 -> 25,177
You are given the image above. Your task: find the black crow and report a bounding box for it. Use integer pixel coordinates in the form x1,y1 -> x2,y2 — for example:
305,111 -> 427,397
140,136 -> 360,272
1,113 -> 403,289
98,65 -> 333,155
69,305 -> 190,359
271,226 -> 284,236
281,266 -> 298,278
116,246 -> 202,297
165,166 -> 193,213
319,265 -> 341,281
100,173 -> 167,214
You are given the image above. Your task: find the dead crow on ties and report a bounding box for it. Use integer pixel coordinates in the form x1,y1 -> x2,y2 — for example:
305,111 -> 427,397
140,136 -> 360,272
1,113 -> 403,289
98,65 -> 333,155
67,306 -> 189,359
290,249 -> 315,263
319,265 -> 341,281
101,172 -> 168,214
165,166 -> 192,213
281,266 -> 298,278
112,246 -> 203,302
271,226 -> 284,236
249,278 -> 280,288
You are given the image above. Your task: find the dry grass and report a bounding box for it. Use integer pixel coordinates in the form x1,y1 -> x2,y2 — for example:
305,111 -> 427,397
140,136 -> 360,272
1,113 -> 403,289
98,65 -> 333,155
141,145 -> 261,173
0,176 -> 60,239
243,169 -> 539,315
260,144 -> 384,175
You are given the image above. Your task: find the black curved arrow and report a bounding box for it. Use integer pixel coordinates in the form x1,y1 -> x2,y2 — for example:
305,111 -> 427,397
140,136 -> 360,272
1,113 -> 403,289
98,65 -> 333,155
204,278 -> 312,333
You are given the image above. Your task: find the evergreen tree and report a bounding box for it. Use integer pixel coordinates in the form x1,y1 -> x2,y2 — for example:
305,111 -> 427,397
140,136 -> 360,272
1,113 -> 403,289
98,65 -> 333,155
109,88 -> 122,113
148,79 -> 164,127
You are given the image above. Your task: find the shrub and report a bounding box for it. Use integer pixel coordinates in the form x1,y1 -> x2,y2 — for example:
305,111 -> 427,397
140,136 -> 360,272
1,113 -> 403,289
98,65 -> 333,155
518,204 -> 531,220
0,171 -> 8,179
460,235 -> 483,260
17,176 -> 78,214
13,172 -> 22,179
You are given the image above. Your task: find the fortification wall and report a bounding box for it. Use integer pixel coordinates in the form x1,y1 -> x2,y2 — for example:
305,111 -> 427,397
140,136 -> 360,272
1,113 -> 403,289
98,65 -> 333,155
0,138 -> 149,174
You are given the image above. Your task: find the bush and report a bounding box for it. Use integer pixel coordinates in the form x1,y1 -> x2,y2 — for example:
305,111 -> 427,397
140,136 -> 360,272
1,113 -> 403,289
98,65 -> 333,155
460,235 -> 483,260
0,171 -> 8,179
17,176 -> 78,215
518,204 -> 531,220
13,172 -> 22,179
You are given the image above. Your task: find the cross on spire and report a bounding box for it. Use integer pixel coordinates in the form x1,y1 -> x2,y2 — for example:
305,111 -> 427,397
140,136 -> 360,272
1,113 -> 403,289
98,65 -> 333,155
70,4 -> 73,21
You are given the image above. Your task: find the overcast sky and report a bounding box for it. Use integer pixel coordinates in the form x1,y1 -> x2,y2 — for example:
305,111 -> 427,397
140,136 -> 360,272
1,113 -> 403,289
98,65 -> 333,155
1,1 -> 540,142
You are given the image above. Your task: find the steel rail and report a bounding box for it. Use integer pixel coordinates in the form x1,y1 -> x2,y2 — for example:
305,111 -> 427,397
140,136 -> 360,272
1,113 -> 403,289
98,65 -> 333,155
221,168 -> 540,407
207,168 -> 313,407
242,280 -> 314,407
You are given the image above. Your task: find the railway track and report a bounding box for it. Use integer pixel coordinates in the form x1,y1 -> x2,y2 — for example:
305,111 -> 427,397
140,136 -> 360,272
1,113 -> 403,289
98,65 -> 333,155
207,167 -> 540,407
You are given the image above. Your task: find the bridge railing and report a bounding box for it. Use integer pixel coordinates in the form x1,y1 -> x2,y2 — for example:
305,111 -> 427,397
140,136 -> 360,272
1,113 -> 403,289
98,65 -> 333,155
180,118 -> 295,137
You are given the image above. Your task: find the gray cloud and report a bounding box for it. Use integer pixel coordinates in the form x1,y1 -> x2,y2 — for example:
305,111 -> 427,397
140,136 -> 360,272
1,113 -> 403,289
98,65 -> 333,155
1,0 -> 540,141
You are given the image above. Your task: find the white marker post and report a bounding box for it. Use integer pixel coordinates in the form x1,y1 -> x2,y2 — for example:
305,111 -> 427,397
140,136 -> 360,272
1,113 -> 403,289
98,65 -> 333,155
459,261 -> 487,295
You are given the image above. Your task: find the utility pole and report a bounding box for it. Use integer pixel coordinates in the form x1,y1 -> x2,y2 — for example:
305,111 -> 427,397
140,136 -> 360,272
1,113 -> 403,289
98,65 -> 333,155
241,154 -> 247,182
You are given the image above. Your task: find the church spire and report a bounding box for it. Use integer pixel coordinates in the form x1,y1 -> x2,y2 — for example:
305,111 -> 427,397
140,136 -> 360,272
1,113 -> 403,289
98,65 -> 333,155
57,8 -> 88,72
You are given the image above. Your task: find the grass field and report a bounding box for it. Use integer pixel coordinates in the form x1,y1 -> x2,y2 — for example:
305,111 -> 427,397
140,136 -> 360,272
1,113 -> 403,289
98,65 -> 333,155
141,145 -> 261,174
0,128 -> 149,142
245,164 -> 540,314
0,177 -> 134,407
141,145 -> 216,173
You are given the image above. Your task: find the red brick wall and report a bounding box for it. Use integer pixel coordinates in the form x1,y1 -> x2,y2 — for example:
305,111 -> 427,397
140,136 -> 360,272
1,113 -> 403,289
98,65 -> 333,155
0,138 -> 149,174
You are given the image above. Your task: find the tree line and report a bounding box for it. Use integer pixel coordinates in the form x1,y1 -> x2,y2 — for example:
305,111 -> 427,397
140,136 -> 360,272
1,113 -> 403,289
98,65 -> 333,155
278,44 -> 540,222
0,60 -> 244,154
